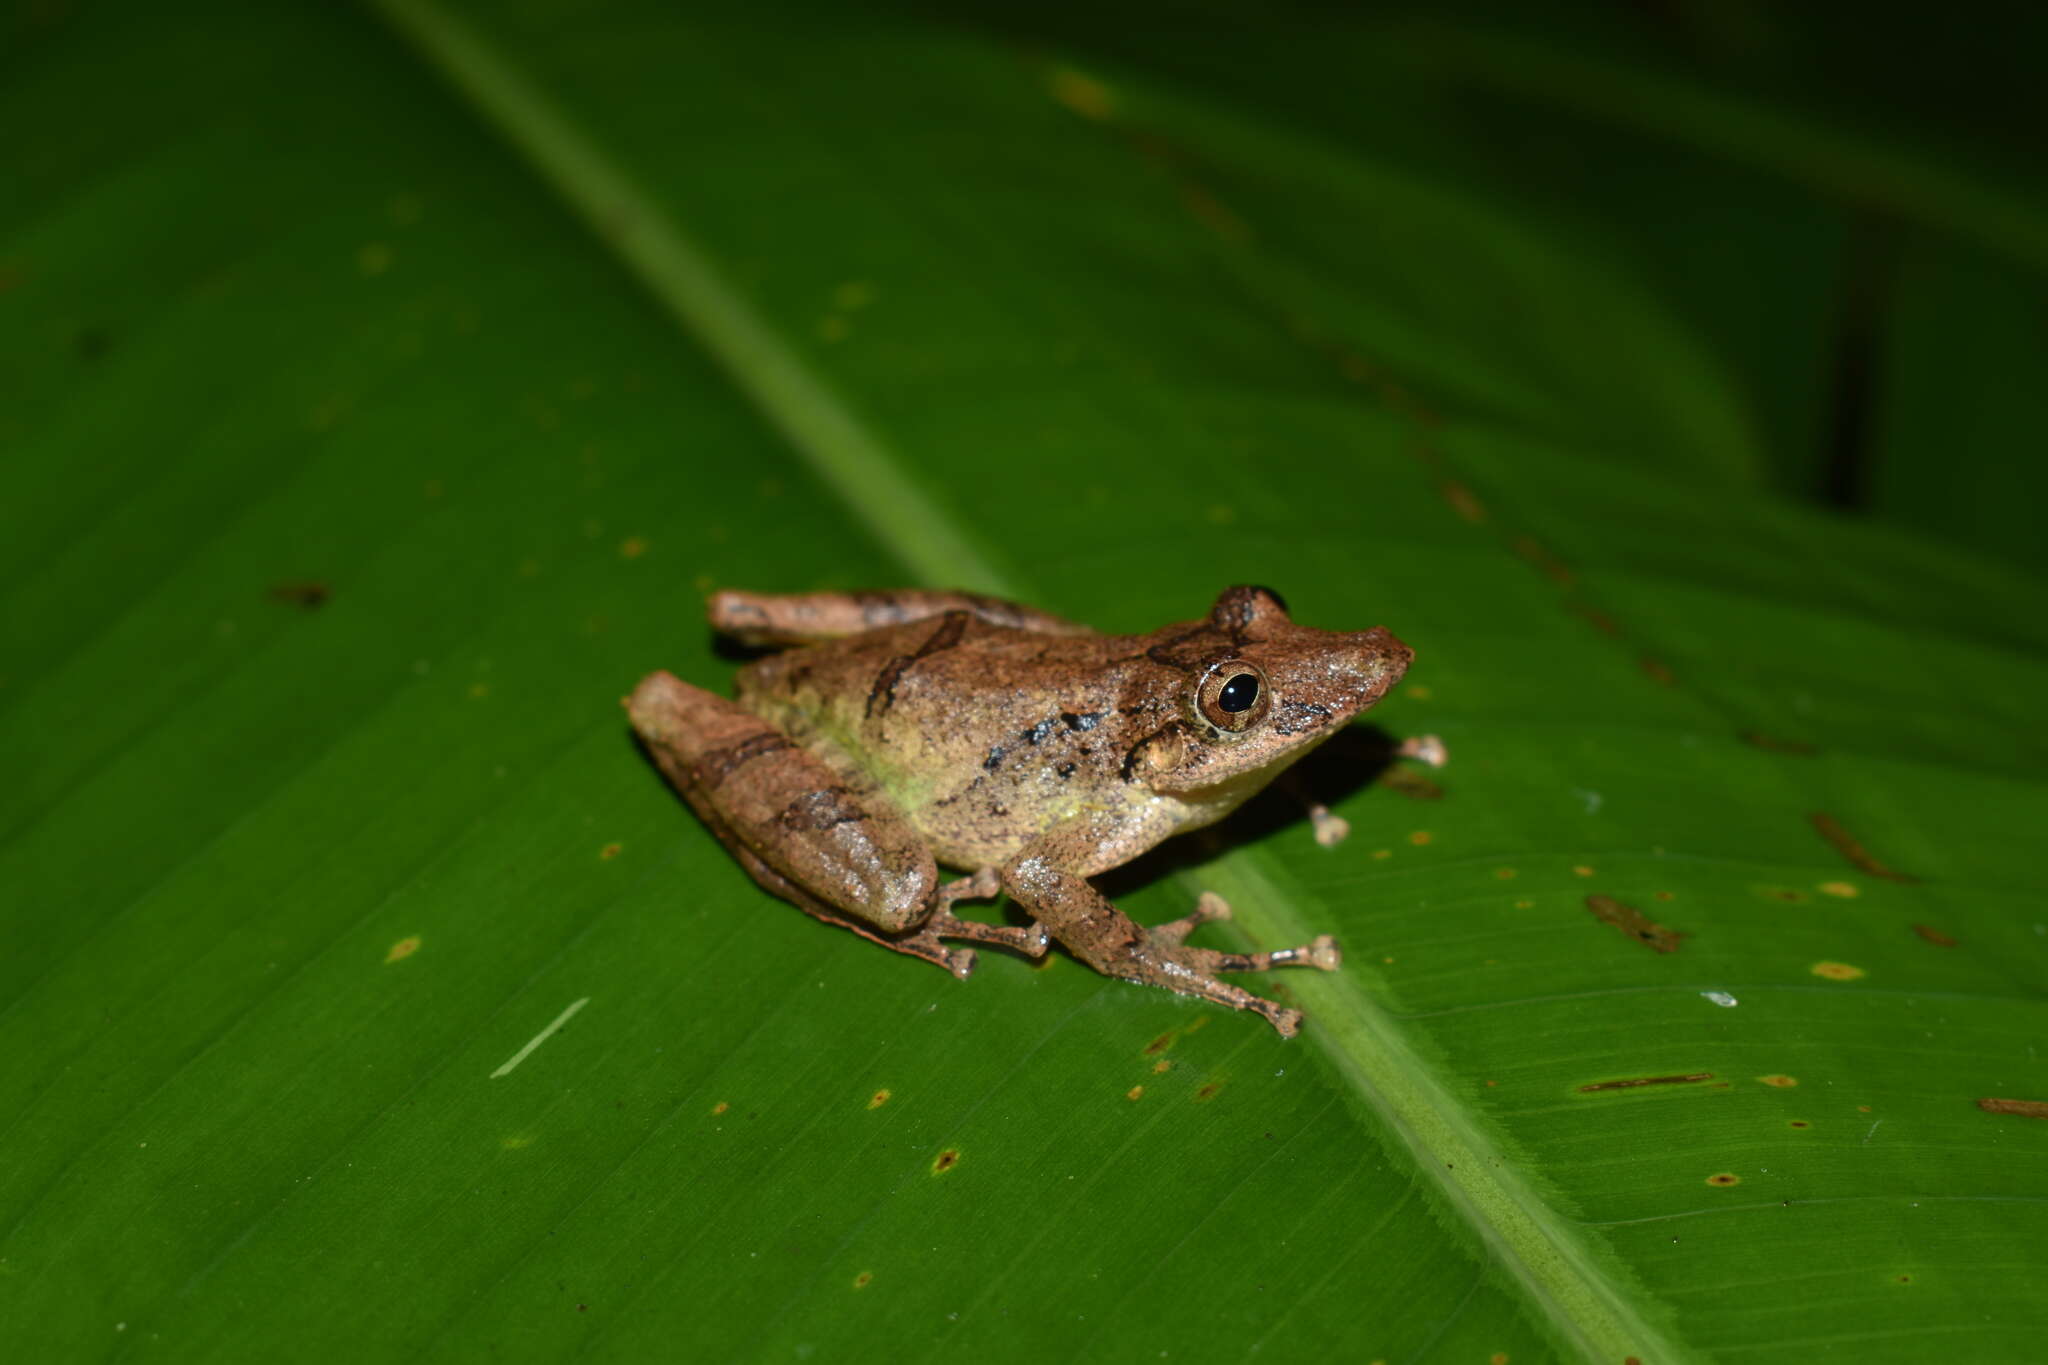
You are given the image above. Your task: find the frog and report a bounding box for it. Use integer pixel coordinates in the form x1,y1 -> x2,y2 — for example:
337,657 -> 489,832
626,584 -> 1414,1036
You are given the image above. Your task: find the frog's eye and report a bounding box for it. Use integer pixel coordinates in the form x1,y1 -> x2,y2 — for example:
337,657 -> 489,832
1194,661 -> 1271,735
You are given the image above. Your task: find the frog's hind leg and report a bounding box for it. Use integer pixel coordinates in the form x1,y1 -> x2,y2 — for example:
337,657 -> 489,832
721,834 -> 1045,978
721,835 -> 977,978
710,589 -> 1093,646
628,671 -> 1046,976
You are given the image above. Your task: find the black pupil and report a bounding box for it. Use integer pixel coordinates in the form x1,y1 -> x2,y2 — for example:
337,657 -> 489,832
1217,673 -> 1260,714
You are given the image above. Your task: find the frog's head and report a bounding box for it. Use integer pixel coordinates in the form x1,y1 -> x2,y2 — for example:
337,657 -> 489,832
1129,585 -> 1412,797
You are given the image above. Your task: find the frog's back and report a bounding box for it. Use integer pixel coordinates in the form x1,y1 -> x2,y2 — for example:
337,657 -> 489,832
733,613 -> 1164,865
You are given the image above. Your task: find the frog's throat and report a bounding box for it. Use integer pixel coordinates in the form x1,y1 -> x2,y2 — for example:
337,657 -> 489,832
1159,757 -> 1302,830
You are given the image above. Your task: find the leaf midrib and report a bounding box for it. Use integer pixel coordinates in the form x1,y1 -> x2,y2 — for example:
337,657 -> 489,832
368,3 -> 1688,1358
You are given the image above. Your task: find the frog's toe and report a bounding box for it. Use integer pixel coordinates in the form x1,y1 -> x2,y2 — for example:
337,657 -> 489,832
925,907 -> 1049,960
936,867 -> 1002,906
1149,892 -> 1232,948
1266,1005 -> 1305,1038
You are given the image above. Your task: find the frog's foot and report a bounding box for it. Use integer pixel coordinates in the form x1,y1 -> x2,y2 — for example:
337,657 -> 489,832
771,867 -> 1044,981
1127,899 -> 1340,1037
1144,933 -> 1342,977
1276,771 -> 1350,847
1399,733 -> 1448,767
1150,894 -> 1341,972
874,913 -> 1047,979
878,924 -> 981,979
926,868 -> 1051,959
1115,955 -> 1306,1038
936,866 -> 1002,907
1003,849 -> 1330,1036
719,836 -> 983,977
924,909 -> 1050,960
1306,803 -> 1350,847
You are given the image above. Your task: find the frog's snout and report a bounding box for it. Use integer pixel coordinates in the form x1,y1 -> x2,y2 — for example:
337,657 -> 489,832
1335,627 -> 1413,711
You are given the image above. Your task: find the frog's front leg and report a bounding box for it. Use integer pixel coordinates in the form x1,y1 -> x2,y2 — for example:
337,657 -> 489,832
999,824 -> 1340,1037
628,671 -> 1048,976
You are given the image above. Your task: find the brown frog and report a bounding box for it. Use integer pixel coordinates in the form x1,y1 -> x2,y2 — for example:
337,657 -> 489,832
627,585 -> 1413,1035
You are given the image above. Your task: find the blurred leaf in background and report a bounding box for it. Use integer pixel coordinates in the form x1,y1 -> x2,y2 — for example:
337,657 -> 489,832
3,2 -> 2044,1362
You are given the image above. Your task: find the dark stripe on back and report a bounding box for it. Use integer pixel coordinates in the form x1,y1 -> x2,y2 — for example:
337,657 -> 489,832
864,610 -> 971,717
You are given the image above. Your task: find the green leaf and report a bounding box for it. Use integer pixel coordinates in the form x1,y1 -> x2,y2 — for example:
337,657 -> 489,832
5,3 -> 2045,1362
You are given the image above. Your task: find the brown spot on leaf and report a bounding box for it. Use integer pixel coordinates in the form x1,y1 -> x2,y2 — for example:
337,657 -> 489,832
1125,1085 -> 1145,1102
1811,961 -> 1865,981
1740,730 -> 1818,756
384,935 -> 421,964
867,1089 -> 891,1110
1143,1032 -> 1174,1056
1585,895 -> 1687,953
1818,881 -> 1859,898
1194,1082 -> 1221,1102
1376,767 -> 1444,800
711,1101 -> 729,1115
268,581 -> 331,610
852,1271 -> 873,1289
1408,830 -> 1433,846
1789,1120 -> 1810,1129
1978,1097 -> 2048,1119
1810,812 -> 1917,883
1440,479 -> 1487,523
932,1149 -> 960,1173
1565,601 -> 1621,636
1639,655 -> 1675,686
1576,1072 -> 1714,1094
1178,181 -> 1251,244
1912,924 -> 1958,948
1151,1059 -> 1171,1075
1047,66 -> 1116,120
1706,1173 -> 1741,1187
1512,535 -> 1573,585
599,843 -> 622,860
1757,1075 -> 1799,1088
